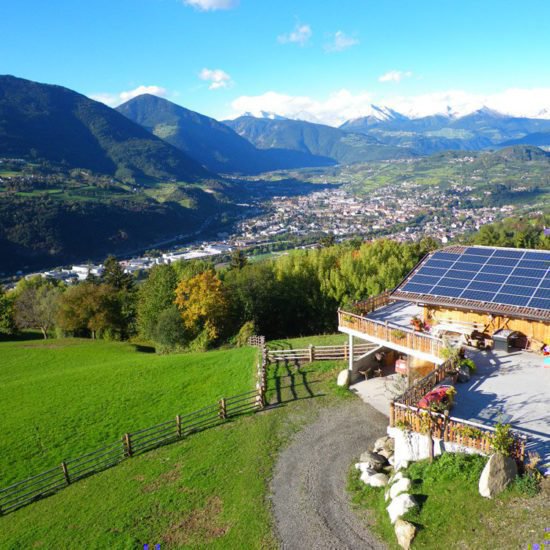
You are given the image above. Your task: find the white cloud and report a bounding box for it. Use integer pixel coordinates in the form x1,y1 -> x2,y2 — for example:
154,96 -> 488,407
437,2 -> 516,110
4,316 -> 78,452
324,31 -> 359,53
278,24 -> 312,46
184,0 -> 238,11
229,87 -> 550,126
89,85 -> 167,107
199,68 -> 233,90
378,70 -> 413,83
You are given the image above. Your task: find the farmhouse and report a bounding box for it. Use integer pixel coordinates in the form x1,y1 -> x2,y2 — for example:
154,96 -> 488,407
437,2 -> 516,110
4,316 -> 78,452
339,245 -> 550,378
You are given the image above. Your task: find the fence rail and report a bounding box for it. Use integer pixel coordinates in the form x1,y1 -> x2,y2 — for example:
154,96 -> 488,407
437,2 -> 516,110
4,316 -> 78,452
0,352 -> 269,516
338,309 -> 445,360
390,402 -> 526,463
394,361 -> 450,406
266,342 -> 377,364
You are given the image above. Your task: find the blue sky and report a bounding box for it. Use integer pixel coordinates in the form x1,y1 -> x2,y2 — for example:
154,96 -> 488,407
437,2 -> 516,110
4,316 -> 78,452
2,0 -> 549,124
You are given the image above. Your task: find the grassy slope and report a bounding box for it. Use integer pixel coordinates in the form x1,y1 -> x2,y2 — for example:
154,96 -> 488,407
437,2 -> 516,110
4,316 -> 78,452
0,336 -> 349,549
0,339 -> 256,485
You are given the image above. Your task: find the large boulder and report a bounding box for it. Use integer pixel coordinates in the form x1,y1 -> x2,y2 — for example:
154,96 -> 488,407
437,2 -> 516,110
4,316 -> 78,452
395,519 -> 417,550
373,436 -> 394,452
479,453 -> 517,498
387,493 -> 418,524
359,450 -> 387,471
355,462 -> 378,477
337,369 -> 350,387
389,477 -> 412,500
367,473 -> 389,488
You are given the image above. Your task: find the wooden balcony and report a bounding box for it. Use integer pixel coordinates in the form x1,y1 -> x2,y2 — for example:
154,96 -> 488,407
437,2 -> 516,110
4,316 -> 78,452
338,306 -> 446,363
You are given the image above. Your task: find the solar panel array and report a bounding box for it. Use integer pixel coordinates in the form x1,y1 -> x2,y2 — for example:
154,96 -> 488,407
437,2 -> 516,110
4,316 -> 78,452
400,247 -> 550,312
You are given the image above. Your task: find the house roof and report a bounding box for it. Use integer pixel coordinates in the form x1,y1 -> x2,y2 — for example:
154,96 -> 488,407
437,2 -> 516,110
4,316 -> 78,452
391,245 -> 550,323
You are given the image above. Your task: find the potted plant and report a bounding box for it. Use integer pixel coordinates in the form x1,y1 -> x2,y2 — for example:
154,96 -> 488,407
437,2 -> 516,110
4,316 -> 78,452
410,316 -> 425,332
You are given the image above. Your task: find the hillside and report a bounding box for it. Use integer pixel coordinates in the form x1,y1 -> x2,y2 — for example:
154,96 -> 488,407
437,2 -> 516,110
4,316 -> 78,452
0,75 -> 213,183
224,116 -> 414,164
499,132 -> 550,148
117,94 -> 334,174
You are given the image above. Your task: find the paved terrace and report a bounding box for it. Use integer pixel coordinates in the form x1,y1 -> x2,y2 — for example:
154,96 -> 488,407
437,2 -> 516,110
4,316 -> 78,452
366,300 -> 422,330
458,347 -> 550,464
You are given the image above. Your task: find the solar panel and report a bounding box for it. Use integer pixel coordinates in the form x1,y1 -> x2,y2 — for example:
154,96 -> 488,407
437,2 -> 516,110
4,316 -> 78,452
528,297 -> 550,310
431,286 -> 464,298
534,288 -> 550,299
496,294 -> 531,307
461,290 -> 496,302
396,246 -> 550,313
437,277 -> 469,289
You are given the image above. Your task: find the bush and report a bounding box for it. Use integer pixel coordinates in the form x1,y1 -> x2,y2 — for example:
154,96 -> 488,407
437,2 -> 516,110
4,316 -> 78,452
235,321 -> 256,347
511,473 -> 540,497
407,452 -> 487,483
153,305 -> 188,353
492,423 -> 515,456
460,357 -> 477,373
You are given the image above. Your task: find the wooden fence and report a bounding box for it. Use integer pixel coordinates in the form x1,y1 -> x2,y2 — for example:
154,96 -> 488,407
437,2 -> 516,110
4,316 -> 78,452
352,290 -> 393,315
247,335 -> 266,348
390,402 -> 526,463
266,342 -> 377,364
0,362 -> 266,516
394,361 -> 450,406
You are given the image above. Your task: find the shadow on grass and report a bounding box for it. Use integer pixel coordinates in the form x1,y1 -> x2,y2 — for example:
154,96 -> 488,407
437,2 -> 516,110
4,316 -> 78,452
133,344 -> 156,354
267,361 -> 325,407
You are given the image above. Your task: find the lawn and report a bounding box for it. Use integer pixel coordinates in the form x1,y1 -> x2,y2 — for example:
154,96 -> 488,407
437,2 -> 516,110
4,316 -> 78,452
0,338 -> 257,485
0,339 -> 349,549
349,452 -> 549,549
268,332 -> 347,349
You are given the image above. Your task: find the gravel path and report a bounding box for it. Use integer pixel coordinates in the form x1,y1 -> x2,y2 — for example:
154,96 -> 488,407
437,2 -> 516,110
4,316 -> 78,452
271,398 -> 389,550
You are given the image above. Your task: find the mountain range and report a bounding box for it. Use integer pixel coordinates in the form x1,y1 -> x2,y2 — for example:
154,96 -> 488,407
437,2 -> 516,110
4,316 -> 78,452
116,94 -> 334,174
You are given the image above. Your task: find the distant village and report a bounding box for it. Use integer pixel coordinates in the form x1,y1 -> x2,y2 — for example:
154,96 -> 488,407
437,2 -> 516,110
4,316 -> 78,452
13,175 -> 524,287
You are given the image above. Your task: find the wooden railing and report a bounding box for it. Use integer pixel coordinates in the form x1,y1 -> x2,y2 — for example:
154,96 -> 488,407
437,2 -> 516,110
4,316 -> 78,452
266,343 -> 377,364
338,309 -> 445,360
352,290 -> 393,315
390,402 -> 526,464
394,361 -> 450,406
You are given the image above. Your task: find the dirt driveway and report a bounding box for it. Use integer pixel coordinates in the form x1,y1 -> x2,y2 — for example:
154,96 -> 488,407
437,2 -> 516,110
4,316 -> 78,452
271,398 -> 389,550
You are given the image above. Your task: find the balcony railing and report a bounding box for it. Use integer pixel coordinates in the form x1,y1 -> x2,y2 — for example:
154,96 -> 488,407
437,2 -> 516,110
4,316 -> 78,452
338,308 -> 445,360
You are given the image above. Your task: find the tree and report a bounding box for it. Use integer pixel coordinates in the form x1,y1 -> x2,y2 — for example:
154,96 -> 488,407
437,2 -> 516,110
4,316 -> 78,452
229,249 -> 248,270
102,255 -> 134,291
137,264 -> 178,340
57,283 -> 123,339
174,271 -> 229,349
153,305 -> 189,353
320,233 -> 336,247
0,286 -> 16,335
14,284 -> 62,338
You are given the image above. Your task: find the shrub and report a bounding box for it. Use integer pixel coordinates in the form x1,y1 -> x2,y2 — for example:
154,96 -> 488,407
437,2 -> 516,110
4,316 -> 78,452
153,305 -> 188,353
492,423 -> 515,456
511,473 -> 540,497
460,357 -> 477,373
235,321 -> 256,347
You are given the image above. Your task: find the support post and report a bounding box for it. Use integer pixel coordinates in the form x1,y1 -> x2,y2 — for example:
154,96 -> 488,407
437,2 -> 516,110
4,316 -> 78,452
176,415 -> 182,438
389,401 -> 395,427
61,461 -> 71,485
309,344 -> 314,363
348,334 -> 354,372
123,433 -> 133,457
442,409 -> 449,441
218,398 -> 227,420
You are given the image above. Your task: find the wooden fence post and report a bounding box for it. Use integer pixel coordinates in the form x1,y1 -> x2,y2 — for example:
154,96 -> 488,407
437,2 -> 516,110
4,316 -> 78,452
61,461 -> 71,485
218,398 -> 227,420
123,433 -> 133,457
176,415 -> 182,438
389,401 -> 395,427
309,344 -> 315,363
442,410 -> 449,442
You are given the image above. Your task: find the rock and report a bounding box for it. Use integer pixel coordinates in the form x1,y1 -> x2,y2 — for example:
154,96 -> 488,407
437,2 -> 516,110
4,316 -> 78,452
479,453 -> 517,498
388,455 -> 396,466
457,366 -> 471,383
356,462 -> 378,477
389,477 -> 412,499
387,493 -> 417,524
373,436 -> 390,451
394,519 -> 416,549
359,450 -> 387,471
389,471 -> 404,485
367,473 -> 389,487
337,369 -> 350,387
378,448 -> 393,460
394,460 -> 409,472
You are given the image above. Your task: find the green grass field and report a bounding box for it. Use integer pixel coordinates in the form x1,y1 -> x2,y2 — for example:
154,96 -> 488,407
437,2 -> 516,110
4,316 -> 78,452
0,338 -> 257,485
0,335 -> 350,549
